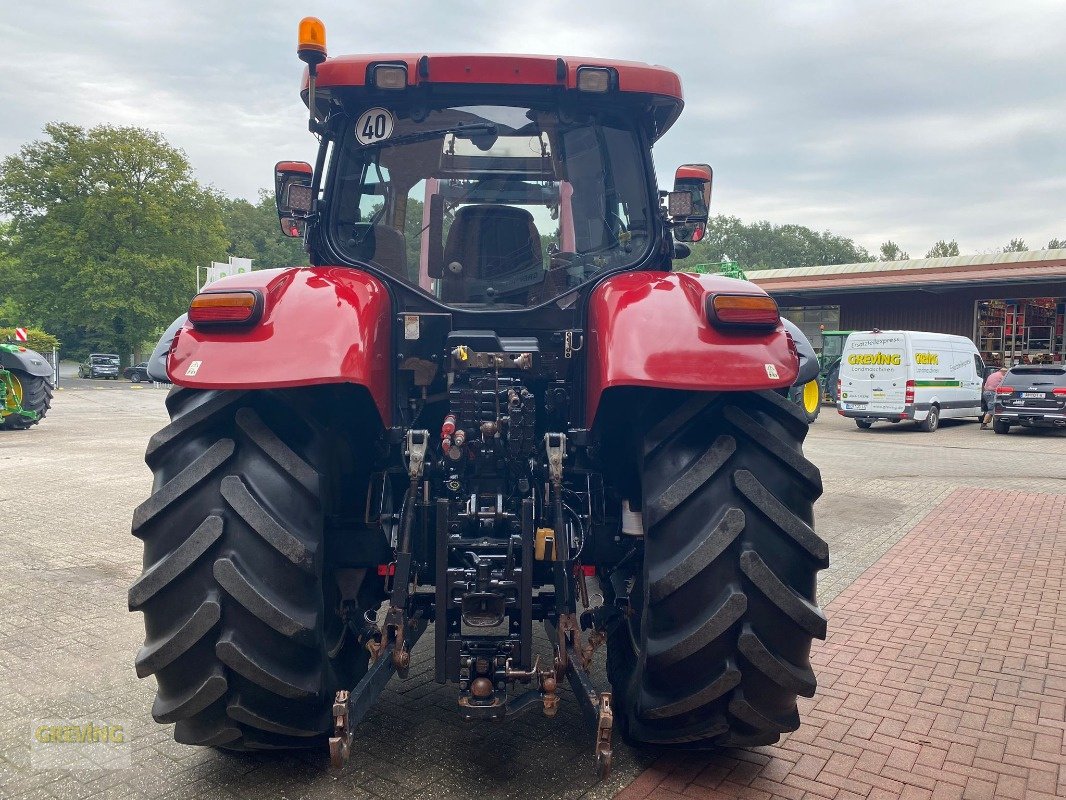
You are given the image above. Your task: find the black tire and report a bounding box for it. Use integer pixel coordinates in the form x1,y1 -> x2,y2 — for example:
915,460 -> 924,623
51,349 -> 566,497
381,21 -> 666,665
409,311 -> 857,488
993,418 -> 1010,434
920,405 -> 940,433
606,390 -> 827,748
855,420 -> 873,430
129,387 -> 367,750
1,369 -> 53,430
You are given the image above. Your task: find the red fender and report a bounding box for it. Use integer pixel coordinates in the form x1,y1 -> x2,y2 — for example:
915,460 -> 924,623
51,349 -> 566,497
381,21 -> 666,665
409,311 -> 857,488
586,271 -> 797,425
168,267 -> 392,425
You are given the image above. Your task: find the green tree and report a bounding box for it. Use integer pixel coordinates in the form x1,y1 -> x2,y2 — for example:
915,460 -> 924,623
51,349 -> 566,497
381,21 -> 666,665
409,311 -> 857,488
221,190 -> 307,269
685,215 -> 872,270
1002,238 -> 1027,252
879,241 -> 909,261
925,239 -> 960,258
0,326 -> 60,355
0,123 -> 226,362
1047,238 -> 1065,249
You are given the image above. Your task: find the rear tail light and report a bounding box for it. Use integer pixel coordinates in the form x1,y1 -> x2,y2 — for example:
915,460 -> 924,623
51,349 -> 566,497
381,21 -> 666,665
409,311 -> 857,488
705,293 -> 780,329
905,379 -> 915,404
188,291 -> 263,327
1053,388 -> 1066,396
996,386 -> 1014,395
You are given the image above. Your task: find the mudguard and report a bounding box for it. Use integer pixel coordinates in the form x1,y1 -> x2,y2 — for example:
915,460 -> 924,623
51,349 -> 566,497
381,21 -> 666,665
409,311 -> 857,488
0,345 -> 53,379
162,267 -> 392,424
586,271 -> 798,425
782,318 -> 820,386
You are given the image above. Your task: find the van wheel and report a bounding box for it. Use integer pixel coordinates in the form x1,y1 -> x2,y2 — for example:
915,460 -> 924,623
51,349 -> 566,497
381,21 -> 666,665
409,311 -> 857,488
855,420 -> 873,430
993,418 -> 1010,434
919,405 -> 940,432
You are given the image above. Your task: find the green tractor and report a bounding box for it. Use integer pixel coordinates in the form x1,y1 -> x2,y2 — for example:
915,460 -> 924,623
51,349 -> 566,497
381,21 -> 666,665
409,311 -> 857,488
818,330 -> 854,405
1,342 -> 54,430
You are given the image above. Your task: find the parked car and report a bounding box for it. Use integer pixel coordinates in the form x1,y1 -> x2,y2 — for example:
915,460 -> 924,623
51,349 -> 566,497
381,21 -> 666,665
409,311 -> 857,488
838,330 -> 984,432
78,353 -> 120,379
992,365 -> 1066,433
123,362 -> 151,382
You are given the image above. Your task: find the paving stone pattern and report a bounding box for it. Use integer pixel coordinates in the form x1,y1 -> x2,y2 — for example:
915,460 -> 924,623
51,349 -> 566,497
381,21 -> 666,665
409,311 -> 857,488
615,487 -> 1066,800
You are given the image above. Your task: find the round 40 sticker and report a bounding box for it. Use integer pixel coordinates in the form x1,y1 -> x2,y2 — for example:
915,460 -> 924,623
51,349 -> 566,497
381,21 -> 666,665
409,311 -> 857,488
355,107 -> 395,145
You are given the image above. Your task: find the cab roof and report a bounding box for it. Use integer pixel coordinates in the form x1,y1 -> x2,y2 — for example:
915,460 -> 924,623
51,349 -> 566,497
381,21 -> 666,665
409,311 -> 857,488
304,53 -> 684,139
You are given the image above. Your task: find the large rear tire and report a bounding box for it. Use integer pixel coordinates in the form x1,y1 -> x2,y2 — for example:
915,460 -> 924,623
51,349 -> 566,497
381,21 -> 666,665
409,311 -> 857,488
130,387 -> 367,750
1,369 -> 53,430
606,389 -> 827,748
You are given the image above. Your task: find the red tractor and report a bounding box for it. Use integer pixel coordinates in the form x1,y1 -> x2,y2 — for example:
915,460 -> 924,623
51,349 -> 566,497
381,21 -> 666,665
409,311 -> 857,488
131,18 -> 826,777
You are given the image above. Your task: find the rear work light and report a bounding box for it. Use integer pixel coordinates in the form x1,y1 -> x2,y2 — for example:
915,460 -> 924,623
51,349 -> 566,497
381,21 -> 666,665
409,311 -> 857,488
576,66 -> 614,92
705,293 -> 780,329
372,64 -> 407,89
188,291 -> 263,327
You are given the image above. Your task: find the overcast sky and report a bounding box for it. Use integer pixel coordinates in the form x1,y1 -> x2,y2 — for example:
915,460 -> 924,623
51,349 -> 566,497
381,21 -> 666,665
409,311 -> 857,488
3,1 -> 1064,258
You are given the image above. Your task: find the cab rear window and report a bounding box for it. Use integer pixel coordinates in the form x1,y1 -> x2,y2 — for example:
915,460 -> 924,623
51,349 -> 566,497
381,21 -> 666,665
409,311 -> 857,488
1003,368 -> 1066,387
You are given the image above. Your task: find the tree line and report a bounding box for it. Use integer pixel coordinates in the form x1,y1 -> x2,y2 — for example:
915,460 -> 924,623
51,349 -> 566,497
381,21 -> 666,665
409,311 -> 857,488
0,123 -> 304,361
688,220 -> 1064,271
1,123 -> 1061,360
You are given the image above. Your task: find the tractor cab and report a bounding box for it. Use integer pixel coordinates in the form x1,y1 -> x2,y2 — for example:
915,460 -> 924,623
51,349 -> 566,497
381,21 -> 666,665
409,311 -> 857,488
275,41 -> 707,312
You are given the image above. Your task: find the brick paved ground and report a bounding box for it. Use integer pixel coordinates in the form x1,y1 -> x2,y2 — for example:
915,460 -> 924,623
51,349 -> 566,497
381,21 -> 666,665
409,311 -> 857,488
1,389 -> 1064,799
615,487 -> 1066,800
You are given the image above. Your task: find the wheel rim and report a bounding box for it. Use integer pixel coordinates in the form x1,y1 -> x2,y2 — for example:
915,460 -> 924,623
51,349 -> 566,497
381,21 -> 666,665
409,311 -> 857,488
802,379 -> 820,414
2,373 -> 23,418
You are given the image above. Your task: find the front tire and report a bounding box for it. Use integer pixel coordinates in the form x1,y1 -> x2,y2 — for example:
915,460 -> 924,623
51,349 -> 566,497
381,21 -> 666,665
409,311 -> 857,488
130,387 -> 367,750
1,369 -> 53,430
606,390 -> 827,748
993,418 -> 1010,434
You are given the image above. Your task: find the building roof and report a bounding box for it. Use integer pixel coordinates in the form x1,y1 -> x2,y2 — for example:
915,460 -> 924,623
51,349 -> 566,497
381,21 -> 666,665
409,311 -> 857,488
747,249 -> 1066,294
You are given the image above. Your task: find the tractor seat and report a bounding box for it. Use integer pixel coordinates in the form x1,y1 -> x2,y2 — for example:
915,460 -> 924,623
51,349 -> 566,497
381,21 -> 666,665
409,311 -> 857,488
348,223 -> 409,279
441,205 -> 543,303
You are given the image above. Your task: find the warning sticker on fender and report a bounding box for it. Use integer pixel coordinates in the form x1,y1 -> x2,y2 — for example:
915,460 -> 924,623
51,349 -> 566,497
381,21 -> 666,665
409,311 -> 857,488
185,361 -> 202,377
765,364 -> 780,380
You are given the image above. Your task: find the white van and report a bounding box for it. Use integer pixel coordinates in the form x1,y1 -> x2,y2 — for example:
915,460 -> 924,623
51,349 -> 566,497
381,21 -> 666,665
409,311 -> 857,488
837,330 -> 984,432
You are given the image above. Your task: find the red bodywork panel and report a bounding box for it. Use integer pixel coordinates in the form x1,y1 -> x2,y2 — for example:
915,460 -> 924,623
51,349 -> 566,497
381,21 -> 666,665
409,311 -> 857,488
305,54 -> 683,139
169,267 -> 392,425
586,272 -> 798,425
310,54 -> 682,98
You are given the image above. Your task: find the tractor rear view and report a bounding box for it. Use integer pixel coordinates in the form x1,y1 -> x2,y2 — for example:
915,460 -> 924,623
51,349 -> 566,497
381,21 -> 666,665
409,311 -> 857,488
130,18 -> 826,777
1,342 -> 53,430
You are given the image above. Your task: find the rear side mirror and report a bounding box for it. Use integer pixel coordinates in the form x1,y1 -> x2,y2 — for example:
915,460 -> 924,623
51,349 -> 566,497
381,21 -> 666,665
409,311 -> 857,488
671,163 -> 712,243
274,160 -> 314,237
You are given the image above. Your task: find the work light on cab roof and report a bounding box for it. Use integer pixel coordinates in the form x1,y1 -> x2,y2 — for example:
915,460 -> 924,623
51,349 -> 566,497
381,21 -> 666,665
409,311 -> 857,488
134,15 -> 826,784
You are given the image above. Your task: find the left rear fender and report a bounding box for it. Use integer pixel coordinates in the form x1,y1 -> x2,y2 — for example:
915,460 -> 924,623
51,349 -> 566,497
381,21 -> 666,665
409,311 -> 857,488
166,267 -> 392,424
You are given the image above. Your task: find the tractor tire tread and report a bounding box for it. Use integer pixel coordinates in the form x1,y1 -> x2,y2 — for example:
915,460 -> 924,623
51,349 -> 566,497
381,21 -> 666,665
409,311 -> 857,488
609,389 -> 826,749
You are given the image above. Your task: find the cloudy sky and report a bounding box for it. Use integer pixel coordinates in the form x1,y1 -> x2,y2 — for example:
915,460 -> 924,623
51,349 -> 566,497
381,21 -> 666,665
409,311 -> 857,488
3,1 -> 1064,257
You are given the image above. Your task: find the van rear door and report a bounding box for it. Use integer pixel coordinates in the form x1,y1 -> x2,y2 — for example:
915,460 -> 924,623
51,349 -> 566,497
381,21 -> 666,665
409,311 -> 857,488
839,333 -> 908,414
